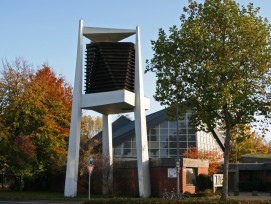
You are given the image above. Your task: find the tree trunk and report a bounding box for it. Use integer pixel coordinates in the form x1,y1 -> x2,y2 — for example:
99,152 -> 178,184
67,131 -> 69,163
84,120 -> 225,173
1,172 -> 4,189
221,127 -> 231,200
20,175 -> 24,192
221,106 -> 232,200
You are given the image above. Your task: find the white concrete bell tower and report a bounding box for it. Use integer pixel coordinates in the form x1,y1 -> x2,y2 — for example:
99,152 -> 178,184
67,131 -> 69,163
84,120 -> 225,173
64,19 -> 151,198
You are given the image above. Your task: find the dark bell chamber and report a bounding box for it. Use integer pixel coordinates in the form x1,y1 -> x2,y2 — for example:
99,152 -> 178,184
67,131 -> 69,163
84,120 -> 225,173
85,42 -> 135,94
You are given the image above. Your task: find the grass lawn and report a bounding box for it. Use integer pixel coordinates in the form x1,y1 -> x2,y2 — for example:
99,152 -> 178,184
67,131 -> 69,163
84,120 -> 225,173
0,191 -> 88,201
0,191 -> 270,204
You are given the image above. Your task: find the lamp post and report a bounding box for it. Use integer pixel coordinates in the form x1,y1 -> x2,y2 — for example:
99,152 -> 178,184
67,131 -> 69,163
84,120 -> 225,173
176,100 -> 180,198
234,142 -> 239,195
176,77 -> 181,198
166,75 -> 181,198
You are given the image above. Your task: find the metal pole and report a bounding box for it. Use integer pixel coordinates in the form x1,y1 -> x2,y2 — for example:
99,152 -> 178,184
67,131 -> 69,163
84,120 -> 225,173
88,174 -> 90,200
234,143 -> 239,194
176,94 -> 180,198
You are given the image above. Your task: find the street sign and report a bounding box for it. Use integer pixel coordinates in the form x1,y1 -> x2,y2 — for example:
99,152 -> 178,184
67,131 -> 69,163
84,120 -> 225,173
86,160 -> 95,200
168,168 -> 177,178
88,156 -> 94,165
87,164 -> 95,176
213,174 -> 223,193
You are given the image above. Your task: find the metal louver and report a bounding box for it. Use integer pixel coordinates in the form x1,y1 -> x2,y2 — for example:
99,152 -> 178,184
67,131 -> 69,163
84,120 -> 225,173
85,42 -> 135,94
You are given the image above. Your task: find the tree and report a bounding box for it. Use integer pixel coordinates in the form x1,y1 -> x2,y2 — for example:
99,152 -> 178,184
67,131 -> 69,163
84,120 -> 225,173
0,59 -> 72,184
229,125 -> 269,162
0,59 -> 38,180
268,141 -> 271,153
8,135 -> 37,191
79,115 -> 102,176
81,115 -> 102,139
30,66 -> 72,173
146,0 -> 271,200
183,147 -> 223,175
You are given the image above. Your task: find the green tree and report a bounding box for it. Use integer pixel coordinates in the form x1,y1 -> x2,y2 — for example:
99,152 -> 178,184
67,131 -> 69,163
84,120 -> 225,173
146,0 -> 271,200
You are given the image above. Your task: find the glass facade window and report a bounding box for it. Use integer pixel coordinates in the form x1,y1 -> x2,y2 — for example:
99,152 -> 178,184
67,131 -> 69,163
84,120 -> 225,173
114,137 -> 137,157
141,112 -> 197,158
113,111 -> 223,158
186,168 -> 197,185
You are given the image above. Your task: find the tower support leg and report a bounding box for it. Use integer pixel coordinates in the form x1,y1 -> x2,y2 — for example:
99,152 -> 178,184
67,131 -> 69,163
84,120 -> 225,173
134,26 -> 151,197
102,114 -> 113,195
64,19 -> 83,197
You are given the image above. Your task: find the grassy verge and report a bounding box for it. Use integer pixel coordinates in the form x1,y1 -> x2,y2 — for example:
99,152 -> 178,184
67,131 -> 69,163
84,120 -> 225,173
83,197 -> 271,204
0,191 -> 88,201
0,191 -> 270,204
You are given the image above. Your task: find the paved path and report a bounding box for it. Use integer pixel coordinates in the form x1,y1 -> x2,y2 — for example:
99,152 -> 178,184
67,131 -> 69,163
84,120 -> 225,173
229,192 -> 271,201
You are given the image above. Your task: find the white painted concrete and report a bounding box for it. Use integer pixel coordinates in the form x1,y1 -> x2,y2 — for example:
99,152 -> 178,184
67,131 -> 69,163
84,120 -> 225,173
134,26 -> 151,197
64,19 -> 83,197
83,27 -> 136,42
81,90 -> 150,114
64,21 -> 151,198
102,114 -> 113,194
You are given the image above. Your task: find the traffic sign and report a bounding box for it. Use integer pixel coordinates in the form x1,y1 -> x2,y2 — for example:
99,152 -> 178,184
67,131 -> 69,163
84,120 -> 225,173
88,156 -> 94,165
87,164 -> 95,176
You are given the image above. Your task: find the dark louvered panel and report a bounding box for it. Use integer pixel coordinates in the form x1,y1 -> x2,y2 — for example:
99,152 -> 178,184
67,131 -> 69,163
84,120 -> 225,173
85,42 -> 135,94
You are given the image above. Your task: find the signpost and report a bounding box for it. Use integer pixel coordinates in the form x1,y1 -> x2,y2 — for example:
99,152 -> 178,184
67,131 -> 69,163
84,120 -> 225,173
168,168 -> 177,178
87,156 -> 94,200
213,174 -> 223,193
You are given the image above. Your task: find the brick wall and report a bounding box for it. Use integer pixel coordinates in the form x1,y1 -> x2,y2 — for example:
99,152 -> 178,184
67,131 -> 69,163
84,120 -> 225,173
91,158 -> 209,197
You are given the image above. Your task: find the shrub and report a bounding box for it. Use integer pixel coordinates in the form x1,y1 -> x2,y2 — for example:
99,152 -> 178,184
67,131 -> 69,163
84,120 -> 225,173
197,174 -> 212,192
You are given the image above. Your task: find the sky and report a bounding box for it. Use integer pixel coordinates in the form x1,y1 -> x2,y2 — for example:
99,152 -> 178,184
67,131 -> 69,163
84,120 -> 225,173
1,0 -> 271,140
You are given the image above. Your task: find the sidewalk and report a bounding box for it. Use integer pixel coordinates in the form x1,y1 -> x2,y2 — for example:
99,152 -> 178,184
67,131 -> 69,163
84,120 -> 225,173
229,192 -> 271,201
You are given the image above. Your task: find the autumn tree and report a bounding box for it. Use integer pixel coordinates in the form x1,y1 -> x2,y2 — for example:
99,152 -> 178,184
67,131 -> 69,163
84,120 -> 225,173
30,66 -> 72,172
8,135 -> 37,191
229,125 -> 269,162
0,59 -> 72,185
79,115 -> 102,176
146,0 -> 271,200
0,59 -> 38,180
268,141 -> 271,153
76,115 -> 102,191
81,115 -> 102,139
183,147 -> 223,175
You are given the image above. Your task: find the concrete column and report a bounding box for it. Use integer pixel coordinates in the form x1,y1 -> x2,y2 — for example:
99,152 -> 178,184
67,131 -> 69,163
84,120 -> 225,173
102,114 -> 113,195
134,26 -> 151,197
64,19 -> 83,197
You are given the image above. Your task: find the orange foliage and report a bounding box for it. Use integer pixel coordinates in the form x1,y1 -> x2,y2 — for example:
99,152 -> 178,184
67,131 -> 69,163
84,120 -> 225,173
183,147 -> 223,174
30,66 -> 72,169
